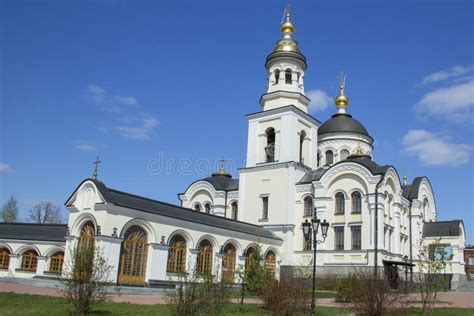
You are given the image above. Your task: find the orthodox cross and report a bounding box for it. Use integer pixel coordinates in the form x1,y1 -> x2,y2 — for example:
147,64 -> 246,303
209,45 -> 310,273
92,156 -> 101,180
338,71 -> 347,89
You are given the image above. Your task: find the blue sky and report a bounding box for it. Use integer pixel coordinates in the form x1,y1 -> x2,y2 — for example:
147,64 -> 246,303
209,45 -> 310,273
1,1 -> 473,243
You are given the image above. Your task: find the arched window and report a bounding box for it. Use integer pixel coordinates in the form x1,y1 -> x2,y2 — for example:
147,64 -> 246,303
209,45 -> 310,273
303,196 -> 313,217
204,203 -> 211,214
167,235 -> 187,273
20,250 -> 38,271
351,192 -> 362,214
325,150 -> 334,165
317,150 -> 321,167
299,130 -> 306,164
222,243 -> 236,283
265,128 -> 276,163
196,239 -> 213,275
297,72 -> 301,85
0,248 -> 11,269
335,192 -> 345,214
274,69 -> 280,84
118,226 -> 148,286
285,69 -> 292,84
340,149 -> 350,160
194,203 -> 201,212
245,247 -> 256,270
265,251 -> 276,276
231,202 -> 238,220
351,191 -> 362,213
49,251 -> 64,273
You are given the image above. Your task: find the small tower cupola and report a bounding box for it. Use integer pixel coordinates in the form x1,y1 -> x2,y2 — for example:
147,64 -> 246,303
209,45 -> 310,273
260,5 -> 310,113
334,72 -> 349,114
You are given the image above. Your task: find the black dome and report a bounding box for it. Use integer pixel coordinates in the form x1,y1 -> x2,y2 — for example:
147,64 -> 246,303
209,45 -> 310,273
318,113 -> 370,138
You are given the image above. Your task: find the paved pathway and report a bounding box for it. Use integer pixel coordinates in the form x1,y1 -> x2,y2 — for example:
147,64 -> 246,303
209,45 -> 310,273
0,280 -> 473,308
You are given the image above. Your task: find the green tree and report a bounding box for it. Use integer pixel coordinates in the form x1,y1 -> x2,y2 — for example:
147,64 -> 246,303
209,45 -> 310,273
416,239 -> 449,315
1,196 -> 19,222
242,245 -> 273,296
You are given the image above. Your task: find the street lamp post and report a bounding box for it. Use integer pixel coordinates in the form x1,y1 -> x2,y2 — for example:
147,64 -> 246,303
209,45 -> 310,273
302,212 -> 330,316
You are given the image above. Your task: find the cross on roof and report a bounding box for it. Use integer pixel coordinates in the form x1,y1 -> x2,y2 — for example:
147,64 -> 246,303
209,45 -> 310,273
92,156 -> 101,180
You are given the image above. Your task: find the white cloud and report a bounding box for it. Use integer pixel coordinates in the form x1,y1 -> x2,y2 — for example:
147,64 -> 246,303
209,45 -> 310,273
402,129 -> 471,166
414,79 -> 474,123
306,89 -> 331,112
0,162 -> 13,173
74,140 -> 96,151
87,84 -> 139,112
117,115 -> 159,140
420,65 -> 473,85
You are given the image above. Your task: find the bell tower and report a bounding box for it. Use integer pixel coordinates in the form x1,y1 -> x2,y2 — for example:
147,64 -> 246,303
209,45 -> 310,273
261,7 -> 310,112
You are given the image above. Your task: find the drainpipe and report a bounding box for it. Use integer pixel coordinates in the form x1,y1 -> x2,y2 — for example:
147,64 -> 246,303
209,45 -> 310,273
224,191 -> 228,218
409,199 -> 413,283
374,176 -> 384,278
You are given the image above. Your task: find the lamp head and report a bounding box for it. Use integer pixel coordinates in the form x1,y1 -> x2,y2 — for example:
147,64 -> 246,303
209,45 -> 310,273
302,219 -> 311,240
321,219 -> 330,238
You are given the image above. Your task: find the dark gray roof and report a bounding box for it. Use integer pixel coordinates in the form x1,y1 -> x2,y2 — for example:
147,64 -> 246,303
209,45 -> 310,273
298,156 -> 391,184
319,113 -> 372,139
422,220 -> 464,237
201,174 -> 239,191
0,223 -> 67,242
402,177 -> 424,200
72,179 -> 279,241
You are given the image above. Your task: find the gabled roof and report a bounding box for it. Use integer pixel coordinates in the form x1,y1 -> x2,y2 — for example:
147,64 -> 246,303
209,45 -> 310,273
297,156 -> 391,184
71,179 -> 280,241
402,177 -> 425,200
422,220 -> 464,238
0,222 -> 67,242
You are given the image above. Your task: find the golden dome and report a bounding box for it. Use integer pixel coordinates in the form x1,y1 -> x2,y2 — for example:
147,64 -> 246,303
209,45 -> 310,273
281,21 -> 294,35
273,39 -> 301,53
334,85 -> 349,108
334,73 -> 349,111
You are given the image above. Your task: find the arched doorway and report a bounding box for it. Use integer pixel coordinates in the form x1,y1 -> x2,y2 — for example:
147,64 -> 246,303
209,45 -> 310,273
196,239 -> 213,275
221,243 -> 236,283
78,221 -> 95,249
118,226 -> 148,286
245,247 -> 256,270
265,251 -> 276,277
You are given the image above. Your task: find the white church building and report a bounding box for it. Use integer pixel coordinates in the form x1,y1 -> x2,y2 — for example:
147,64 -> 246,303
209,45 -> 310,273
0,10 -> 466,288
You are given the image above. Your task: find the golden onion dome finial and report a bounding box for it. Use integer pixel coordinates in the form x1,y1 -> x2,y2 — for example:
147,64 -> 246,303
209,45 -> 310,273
280,4 -> 294,36
334,72 -> 349,113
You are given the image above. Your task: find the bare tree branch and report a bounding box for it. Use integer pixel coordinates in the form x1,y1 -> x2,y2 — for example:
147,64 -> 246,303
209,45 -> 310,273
28,201 -> 63,223
1,196 -> 19,222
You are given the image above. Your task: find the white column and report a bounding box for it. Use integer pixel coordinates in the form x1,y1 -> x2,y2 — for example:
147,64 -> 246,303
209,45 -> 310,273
8,254 -> 18,277
62,236 -> 76,277
214,253 -> 223,282
95,235 -> 122,283
147,243 -> 169,282
188,249 -> 198,276
237,255 -> 246,284
394,212 -> 401,254
36,256 -> 47,276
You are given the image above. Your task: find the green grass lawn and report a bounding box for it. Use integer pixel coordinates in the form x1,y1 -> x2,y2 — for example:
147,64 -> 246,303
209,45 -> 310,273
0,292 -> 472,316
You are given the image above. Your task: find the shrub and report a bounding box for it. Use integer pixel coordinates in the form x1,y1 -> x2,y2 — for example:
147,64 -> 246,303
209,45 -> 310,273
167,273 -> 231,316
261,279 -> 311,316
316,273 -> 342,291
335,273 -> 358,303
60,243 -> 113,315
242,246 -> 273,296
335,269 -> 408,316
